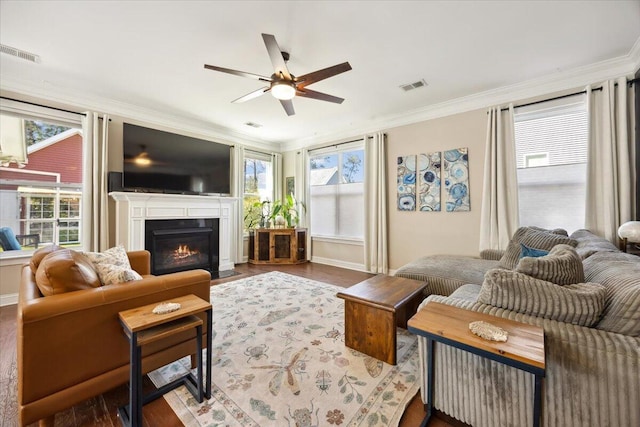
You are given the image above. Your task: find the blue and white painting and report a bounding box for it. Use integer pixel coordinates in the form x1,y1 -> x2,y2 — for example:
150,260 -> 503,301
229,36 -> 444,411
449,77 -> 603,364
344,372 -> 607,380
443,147 -> 470,212
418,152 -> 441,211
397,155 -> 416,211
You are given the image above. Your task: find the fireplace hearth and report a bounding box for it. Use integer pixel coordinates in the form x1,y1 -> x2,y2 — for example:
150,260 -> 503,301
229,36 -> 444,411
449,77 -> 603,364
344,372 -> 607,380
145,218 -> 219,275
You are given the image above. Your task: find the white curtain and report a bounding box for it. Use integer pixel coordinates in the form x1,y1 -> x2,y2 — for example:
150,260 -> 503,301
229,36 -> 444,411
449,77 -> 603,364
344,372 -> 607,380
364,132 -> 388,274
295,148 -> 311,259
272,152 -> 282,202
479,105 -> 519,251
81,112 -> 110,252
231,145 -> 245,262
585,77 -> 635,242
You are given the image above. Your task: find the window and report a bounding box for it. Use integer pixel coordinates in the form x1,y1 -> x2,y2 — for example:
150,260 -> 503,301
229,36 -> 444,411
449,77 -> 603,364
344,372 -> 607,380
514,97 -> 588,233
243,151 -> 273,230
0,111 -> 83,252
309,144 -> 365,239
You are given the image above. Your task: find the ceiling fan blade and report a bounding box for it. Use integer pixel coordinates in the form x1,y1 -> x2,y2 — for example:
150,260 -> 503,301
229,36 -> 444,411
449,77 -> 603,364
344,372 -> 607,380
232,87 -> 270,103
204,64 -> 272,82
279,99 -> 295,116
295,62 -> 352,88
262,33 -> 292,80
296,88 -> 344,104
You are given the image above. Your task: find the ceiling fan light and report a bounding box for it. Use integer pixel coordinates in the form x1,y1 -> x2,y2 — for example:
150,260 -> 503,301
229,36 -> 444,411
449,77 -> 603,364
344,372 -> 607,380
271,82 -> 296,100
134,151 -> 151,166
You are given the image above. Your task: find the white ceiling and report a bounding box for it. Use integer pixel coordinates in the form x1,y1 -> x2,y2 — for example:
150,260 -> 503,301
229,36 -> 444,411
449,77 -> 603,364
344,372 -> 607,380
1,1 -> 639,149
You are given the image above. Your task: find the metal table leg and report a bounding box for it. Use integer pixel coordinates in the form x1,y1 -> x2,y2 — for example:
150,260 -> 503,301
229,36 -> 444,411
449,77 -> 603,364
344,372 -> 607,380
206,307 -> 212,399
420,337 -> 434,427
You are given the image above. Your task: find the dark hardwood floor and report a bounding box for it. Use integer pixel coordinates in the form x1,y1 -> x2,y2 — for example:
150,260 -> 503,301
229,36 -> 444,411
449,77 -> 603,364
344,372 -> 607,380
0,262 -> 453,427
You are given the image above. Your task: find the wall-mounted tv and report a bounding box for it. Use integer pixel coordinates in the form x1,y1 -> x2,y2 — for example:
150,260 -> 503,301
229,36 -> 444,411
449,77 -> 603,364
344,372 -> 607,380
122,123 -> 231,195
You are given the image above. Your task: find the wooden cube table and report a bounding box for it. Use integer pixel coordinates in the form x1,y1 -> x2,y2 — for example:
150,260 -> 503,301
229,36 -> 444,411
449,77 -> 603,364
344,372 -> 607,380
337,275 -> 427,365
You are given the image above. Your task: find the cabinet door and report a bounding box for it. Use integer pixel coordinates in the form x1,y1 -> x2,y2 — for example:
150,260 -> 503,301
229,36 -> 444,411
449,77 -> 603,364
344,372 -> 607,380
272,231 -> 293,262
257,231 -> 271,261
296,229 -> 307,262
248,231 -> 255,261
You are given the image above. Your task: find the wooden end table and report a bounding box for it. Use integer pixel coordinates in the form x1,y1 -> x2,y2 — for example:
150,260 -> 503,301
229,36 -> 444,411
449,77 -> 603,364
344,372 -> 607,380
408,302 -> 546,427
337,275 -> 427,365
117,294 -> 212,427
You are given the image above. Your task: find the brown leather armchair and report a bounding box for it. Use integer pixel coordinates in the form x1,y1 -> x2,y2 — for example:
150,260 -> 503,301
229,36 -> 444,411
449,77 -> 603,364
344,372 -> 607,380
17,250 -> 211,426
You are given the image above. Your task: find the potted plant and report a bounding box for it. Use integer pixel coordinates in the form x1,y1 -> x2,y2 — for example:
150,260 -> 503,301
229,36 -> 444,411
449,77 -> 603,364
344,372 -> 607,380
269,194 -> 305,228
244,200 -> 271,229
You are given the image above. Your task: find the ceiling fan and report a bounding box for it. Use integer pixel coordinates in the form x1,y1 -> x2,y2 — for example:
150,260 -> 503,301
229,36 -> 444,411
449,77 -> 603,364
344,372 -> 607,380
204,33 -> 352,116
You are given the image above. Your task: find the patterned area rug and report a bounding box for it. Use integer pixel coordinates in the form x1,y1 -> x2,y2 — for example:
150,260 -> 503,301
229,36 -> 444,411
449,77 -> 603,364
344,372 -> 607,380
149,271 -> 420,426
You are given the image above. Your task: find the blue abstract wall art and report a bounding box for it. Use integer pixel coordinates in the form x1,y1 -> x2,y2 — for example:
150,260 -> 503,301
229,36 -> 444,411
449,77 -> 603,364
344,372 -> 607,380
397,155 -> 416,211
418,152 -> 441,211
443,147 -> 470,212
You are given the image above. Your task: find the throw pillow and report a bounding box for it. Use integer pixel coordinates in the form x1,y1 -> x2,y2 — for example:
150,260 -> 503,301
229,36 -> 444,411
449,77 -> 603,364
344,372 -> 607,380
477,268 -> 605,327
519,244 -> 549,259
516,244 -> 584,285
498,226 -> 578,270
35,249 -> 101,296
84,245 -> 143,286
30,244 -> 62,274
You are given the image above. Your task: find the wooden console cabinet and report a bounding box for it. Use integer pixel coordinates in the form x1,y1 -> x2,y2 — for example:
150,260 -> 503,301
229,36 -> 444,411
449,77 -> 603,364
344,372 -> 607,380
248,228 -> 307,264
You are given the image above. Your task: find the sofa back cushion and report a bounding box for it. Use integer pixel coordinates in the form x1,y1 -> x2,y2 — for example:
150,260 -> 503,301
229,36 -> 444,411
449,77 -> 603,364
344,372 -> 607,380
515,244 -> 584,285
478,268 -> 606,327
570,229 -> 620,259
29,244 -> 62,274
583,251 -> 640,336
35,249 -> 102,296
498,226 -> 577,270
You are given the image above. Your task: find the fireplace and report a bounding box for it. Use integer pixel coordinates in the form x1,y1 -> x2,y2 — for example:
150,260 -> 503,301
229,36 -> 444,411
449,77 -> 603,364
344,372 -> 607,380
145,218 -> 219,275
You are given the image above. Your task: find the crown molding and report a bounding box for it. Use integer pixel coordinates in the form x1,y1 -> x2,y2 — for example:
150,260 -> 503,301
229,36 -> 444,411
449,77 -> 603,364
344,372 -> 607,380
0,76 -> 280,152
3,36 -> 638,155
629,36 -> 640,72
282,42 -> 640,151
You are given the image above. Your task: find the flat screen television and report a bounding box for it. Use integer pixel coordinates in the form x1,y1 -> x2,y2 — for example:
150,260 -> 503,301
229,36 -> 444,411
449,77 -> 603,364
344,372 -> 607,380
122,123 -> 231,195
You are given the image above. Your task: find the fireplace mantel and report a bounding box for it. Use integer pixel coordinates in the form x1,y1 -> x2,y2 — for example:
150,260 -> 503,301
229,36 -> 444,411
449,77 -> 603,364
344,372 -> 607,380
109,192 -> 238,271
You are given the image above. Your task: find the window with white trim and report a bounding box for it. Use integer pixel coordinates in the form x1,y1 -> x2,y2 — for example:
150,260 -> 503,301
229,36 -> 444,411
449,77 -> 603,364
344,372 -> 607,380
0,111 -> 84,252
309,143 -> 365,239
243,151 -> 273,230
514,96 -> 588,233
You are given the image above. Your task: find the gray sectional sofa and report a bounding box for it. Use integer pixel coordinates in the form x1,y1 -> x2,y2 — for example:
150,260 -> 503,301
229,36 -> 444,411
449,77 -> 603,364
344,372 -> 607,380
396,228 -> 640,427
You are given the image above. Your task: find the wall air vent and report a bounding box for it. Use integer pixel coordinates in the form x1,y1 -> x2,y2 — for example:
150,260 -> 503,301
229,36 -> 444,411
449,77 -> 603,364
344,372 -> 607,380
0,44 -> 40,63
400,79 -> 428,92
245,122 -> 262,128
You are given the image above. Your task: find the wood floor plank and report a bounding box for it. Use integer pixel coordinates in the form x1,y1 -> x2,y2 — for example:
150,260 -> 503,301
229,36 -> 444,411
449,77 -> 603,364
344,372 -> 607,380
2,262 -> 452,427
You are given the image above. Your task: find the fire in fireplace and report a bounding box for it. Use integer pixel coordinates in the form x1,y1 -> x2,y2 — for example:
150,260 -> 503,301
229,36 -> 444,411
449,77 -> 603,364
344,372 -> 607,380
145,218 -> 219,275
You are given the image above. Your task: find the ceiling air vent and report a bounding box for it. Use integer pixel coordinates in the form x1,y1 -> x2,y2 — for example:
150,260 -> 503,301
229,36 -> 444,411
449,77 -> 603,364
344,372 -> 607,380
400,79 -> 428,92
245,122 -> 262,128
0,44 -> 40,63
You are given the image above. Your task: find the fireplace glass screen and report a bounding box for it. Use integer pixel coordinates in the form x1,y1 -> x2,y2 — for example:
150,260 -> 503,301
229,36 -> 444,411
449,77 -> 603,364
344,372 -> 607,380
145,218 -> 219,275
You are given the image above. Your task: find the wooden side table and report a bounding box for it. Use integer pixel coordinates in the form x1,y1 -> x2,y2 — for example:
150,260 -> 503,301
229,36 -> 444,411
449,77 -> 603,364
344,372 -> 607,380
117,294 -> 212,427
408,302 -> 545,427
337,275 -> 427,365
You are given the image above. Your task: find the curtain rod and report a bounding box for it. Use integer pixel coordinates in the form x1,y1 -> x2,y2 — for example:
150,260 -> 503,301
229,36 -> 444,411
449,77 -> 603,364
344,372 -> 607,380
499,77 -> 640,112
306,135 -> 375,154
0,96 -> 111,121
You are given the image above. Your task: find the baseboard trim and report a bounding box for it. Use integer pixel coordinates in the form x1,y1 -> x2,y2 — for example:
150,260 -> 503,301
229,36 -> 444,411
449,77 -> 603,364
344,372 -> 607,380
0,293 -> 18,307
311,256 -> 368,273
388,268 -> 398,276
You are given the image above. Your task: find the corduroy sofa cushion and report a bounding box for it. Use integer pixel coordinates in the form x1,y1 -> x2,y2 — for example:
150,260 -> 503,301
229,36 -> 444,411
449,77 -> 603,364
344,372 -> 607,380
584,251 -> 640,336
515,244 -> 584,285
478,268 -> 606,327
570,229 -> 621,260
498,226 -> 577,270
